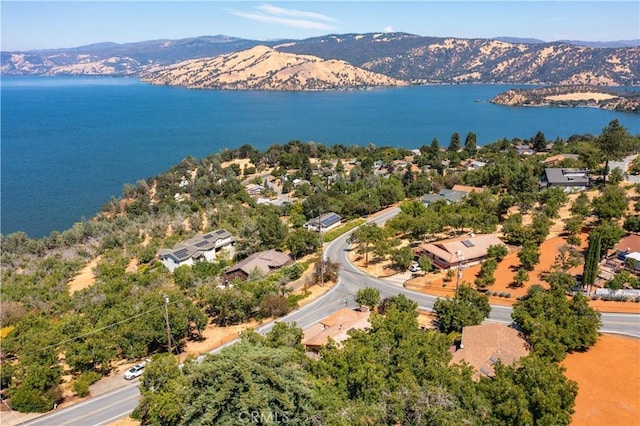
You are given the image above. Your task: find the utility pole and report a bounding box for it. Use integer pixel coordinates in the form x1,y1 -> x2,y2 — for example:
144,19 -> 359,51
318,211 -> 324,287
455,249 -> 464,296
163,294 -> 172,354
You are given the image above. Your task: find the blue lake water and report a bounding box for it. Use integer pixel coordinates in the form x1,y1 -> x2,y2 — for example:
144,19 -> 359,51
2,76 -> 639,238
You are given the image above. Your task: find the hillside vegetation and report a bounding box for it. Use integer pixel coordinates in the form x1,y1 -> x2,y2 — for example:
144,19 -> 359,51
1,122 -> 639,423
2,32 -> 638,86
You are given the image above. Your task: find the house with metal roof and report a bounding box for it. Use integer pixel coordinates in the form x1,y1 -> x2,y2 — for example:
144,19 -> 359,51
540,168 -> 590,192
224,249 -> 292,282
422,189 -> 468,207
415,234 -> 505,270
304,212 -> 343,232
157,229 -> 234,272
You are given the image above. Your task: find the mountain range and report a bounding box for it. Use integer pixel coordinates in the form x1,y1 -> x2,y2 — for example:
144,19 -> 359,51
2,33 -> 639,88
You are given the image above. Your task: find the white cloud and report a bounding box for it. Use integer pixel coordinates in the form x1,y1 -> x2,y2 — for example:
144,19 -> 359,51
229,4 -> 336,31
384,25 -> 394,33
255,4 -> 335,23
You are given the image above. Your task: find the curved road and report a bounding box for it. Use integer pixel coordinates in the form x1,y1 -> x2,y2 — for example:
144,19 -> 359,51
24,207 -> 640,425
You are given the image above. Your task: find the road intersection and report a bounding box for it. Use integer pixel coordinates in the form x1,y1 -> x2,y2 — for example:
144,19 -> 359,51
24,207 -> 640,425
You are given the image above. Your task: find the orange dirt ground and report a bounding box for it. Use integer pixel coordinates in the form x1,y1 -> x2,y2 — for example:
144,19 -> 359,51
562,334 -> 640,426
400,233 -> 640,314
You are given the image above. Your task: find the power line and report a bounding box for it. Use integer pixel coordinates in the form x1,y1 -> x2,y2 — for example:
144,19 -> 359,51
3,298 -> 184,362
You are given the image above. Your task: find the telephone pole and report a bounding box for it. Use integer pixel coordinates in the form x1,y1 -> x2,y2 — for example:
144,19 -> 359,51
163,294 -> 172,354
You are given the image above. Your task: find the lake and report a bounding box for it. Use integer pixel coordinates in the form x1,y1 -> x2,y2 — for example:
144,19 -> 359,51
1,76 -> 638,238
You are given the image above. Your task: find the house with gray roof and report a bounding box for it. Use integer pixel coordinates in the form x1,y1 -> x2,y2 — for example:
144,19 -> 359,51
157,229 -> 234,272
422,189 -> 468,207
540,168 -> 590,192
304,212 -> 343,232
224,249 -> 292,282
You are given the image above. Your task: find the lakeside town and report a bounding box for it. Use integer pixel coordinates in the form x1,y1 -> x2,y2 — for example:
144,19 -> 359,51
2,120 -> 640,425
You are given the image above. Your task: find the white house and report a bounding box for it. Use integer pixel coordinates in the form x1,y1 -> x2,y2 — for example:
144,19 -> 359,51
157,229 -> 234,272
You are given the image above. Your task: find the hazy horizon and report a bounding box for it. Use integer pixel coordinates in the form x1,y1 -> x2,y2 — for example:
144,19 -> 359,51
2,1 -> 639,52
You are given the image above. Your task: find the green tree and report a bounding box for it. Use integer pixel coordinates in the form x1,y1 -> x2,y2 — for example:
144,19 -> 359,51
596,119 -> 632,184
512,285 -> 601,362
464,132 -> 478,156
532,130 -> 547,152
348,223 -> 386,267
592,185 -> 628,220
518,240 -> 541,271
284,228 -> 320,260
582,231 -> 602,291
433,285 -> 491,334
255,206 -> 288,250
531,212 -> 552,244
487,244 -> 508,262
623,216 -> 640,232
474,258 -> 498,289
538,187 -> 569,218
512,268 -> 529,288
480,356 -> 578,425
137,354 -> 183,426
594,221 -> 625,256
265,322 -> 304,350
429,137 -> 441,156
181,341 -> 315,425
355,287 -> 381,310
390,246 -> 414,270
570,192 -> 591,216
417,256 -> 432,273
448,132 -> 461,152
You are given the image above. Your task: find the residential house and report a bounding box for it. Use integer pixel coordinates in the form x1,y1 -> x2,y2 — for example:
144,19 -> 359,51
612,234 -> 640,273
540,168 -> 590,192
302,307 -> 371,353
542,153 -> 580,167
451,184 -> 485,194
245,183 -> 264,196
515,144 -> 536,156
157,229 -> 234,272
415,234 -> 505,270
613,234 -> 640,259
460,159 -> 487,170
422,189 -> 468,207
450,323 -> 529,380
304,212 -> 343,232
224,249 -> 292,282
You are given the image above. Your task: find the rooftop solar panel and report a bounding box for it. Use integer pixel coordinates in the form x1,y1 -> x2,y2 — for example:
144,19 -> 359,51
174,248 -> 190,258
462,240 -> 474,247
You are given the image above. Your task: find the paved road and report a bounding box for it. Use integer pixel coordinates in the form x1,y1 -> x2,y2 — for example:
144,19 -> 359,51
24,207 -> 640,425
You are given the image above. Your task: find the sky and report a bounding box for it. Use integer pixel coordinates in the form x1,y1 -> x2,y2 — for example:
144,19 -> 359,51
2,1 -> 639,51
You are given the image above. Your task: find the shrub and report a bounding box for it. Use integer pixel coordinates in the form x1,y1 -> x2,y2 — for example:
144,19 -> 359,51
73,371 -> 101,397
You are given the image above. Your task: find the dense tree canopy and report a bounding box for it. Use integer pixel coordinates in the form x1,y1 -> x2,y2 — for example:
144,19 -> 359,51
433,285 -> 491,333
512,285 -> 601,362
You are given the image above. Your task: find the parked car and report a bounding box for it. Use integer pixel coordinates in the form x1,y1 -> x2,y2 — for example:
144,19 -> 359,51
124,359 -> 150,380
409,262 -> 421,273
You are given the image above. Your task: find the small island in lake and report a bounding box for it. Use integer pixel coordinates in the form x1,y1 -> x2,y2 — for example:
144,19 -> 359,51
491,85 -> 640,113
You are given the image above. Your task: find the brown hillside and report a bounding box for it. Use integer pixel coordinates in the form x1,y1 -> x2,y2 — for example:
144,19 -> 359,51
143,45 -> 407,91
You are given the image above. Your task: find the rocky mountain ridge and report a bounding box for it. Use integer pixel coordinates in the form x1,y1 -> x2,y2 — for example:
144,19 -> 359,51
2,33 -> 639,87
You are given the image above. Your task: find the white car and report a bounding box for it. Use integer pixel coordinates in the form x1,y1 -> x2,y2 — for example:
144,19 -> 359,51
124,359 -> 150,380
409,263 -> 421,273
